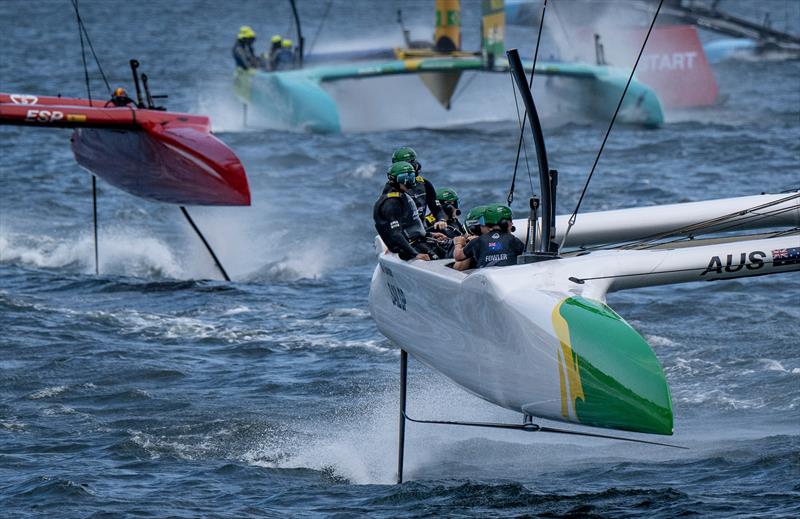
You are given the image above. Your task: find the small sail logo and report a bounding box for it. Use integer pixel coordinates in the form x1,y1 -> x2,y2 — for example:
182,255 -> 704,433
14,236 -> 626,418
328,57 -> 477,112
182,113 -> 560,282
10,94 -> 38,105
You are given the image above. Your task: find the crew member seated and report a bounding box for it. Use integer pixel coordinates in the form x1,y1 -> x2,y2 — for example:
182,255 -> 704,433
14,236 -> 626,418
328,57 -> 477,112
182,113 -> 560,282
452,205 -> 487,271
391,146 -> 447,230
374,161 -> 437,261
454,204 -> 524,269
233,26 -> 263,70
272,39 -> 297,70
109,87 -> 135,107
426,187 -> 466,238
423,187 -> 466,259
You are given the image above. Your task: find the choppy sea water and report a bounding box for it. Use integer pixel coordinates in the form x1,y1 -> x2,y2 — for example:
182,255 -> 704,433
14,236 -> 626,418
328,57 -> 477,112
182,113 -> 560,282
1,1 -> 799,517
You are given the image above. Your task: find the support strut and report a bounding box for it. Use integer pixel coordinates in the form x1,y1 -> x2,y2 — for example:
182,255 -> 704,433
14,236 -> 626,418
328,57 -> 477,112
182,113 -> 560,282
92,175 -> 99,275
179,206 -> 231,281
397,349 -> 408,484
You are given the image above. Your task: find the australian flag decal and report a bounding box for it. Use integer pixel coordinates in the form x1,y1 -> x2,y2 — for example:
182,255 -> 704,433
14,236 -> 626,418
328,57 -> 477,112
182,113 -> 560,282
772,247 -> 800,267
488,241 -> 502,251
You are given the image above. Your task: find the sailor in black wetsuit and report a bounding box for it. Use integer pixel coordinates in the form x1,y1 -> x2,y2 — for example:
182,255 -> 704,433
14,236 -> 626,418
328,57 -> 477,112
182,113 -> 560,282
424,187 -> 466,259
391,146 -> 447,231
426,187 -> 466,238
374,162 -> 438,261
233,26 -> 263,70
455,204 -> 524,269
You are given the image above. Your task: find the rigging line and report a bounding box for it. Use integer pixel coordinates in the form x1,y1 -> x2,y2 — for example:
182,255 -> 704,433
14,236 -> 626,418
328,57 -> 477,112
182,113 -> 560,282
771,227 -> 800,237
72,0 -> 92,105
507,72 -> 534,206
73,0 -> 100,275
574,198 -> 800,253
572,210 -> 799,254
507,0 -> 548,206
550,1 -> 576,61
626,206 -> 800,251
638,227 -> 800,247
578,226 -> 800,256
621,205 -> 800,250
70,0 -> 111,93
306,0 -> 333,57
508,76 -> 534,251
626,225 -> 798,254
559,0 -> 664,252
614,193 -> 800,250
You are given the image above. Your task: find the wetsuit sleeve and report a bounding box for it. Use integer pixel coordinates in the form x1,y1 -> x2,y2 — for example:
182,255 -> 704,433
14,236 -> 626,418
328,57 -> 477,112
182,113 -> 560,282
378,199 -> 420,258
423,179 -> 447,221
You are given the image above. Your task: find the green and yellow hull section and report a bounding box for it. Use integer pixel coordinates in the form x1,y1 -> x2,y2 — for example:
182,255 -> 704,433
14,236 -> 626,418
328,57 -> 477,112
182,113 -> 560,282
369,255 -> 674,437
551,296 -> 672,435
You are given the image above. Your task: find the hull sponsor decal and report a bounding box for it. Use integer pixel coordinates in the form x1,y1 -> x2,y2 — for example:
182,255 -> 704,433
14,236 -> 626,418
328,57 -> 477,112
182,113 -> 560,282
701,250 -> 766,276
552,297 -> 673,435
552,303 -> 585,420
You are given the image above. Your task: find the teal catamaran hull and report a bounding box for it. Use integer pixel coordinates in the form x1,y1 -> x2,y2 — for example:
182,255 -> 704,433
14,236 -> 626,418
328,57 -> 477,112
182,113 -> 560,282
233,57 -> 664,133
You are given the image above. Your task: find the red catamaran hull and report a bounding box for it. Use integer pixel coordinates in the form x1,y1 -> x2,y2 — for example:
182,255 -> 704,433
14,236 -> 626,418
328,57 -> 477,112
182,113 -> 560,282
0,93 -> 250,206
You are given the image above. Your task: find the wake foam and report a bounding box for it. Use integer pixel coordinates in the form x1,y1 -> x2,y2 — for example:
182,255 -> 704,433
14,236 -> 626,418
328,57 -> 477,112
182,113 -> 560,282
244,246 -> 329,282
0,229 -> 184,278
243,368 -> 623,484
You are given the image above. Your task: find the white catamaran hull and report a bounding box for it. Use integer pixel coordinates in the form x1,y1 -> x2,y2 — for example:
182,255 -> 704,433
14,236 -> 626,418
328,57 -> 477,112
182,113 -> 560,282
369,194 -> 800,436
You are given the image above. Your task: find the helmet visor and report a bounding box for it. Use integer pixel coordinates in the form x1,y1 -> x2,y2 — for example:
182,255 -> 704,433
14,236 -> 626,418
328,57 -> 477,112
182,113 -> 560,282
396,172 -> 417,187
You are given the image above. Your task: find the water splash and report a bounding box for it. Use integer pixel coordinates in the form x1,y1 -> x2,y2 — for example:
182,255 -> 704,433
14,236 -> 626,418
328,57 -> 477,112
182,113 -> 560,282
0,229 -> 184,278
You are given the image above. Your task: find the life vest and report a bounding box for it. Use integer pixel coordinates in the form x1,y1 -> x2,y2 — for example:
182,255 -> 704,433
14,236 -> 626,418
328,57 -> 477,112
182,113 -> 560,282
425,214 -> 465,238
407,176 -> 429,217
467,231 -> 525,268
374,191 -> 427,242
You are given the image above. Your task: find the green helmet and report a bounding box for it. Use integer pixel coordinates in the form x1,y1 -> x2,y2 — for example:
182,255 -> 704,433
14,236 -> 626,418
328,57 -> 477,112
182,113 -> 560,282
435,187 -> 459,205
387,161 -> 417,187
481,204 -> 513,226
391,146 -> 417,163
464,205 -> 488,229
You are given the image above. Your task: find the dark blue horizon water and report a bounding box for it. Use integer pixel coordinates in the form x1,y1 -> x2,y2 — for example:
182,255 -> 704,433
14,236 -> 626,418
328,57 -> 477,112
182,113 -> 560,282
2,1 -> 799,517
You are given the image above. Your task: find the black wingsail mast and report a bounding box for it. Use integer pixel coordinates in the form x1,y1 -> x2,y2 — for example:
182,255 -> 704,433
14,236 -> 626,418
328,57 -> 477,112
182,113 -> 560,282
507,48 -> 558,257
289,0 -> 305,67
